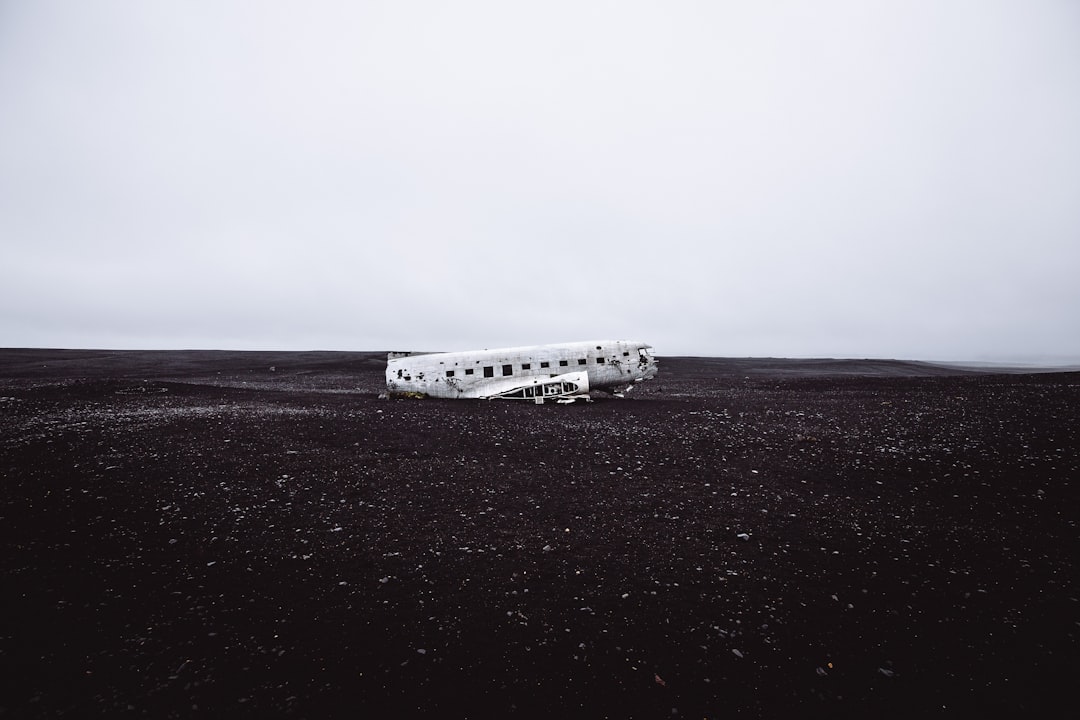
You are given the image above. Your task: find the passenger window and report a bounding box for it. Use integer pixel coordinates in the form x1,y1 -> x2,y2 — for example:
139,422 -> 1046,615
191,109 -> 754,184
578,358 -> 587,365
522,363 -> 531,370
502,364 -> 512,376
596,357 -> 605,364
559,360 -> 568,367
483,366 -> 494,378
465,368 -> 474,375
446,370 -> 455,377
540,361 -> 550,368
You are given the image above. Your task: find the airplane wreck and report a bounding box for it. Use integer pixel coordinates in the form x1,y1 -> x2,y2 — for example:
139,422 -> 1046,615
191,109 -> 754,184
384,340 -> 658,402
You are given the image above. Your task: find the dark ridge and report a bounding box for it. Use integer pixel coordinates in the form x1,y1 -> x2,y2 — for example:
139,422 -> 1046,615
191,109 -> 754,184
2,349 -> 1072,383
0,349 -> 387,380
658,356 -> 985,378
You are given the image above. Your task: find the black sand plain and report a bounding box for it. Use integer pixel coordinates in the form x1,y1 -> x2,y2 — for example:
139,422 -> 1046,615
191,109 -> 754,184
1,349 -> 1078,718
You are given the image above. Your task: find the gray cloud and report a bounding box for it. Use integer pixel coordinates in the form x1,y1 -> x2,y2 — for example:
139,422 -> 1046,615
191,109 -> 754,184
3,1 -> 1079,361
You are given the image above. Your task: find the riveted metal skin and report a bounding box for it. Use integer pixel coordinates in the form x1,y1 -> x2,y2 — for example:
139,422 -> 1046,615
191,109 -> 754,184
385,340 -> 658,401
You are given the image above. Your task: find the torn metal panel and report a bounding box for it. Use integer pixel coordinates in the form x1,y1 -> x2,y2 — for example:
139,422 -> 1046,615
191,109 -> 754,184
384,340 -> 658,401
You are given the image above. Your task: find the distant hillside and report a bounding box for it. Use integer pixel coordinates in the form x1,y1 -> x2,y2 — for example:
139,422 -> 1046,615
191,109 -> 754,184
0,349 -> 387,380
2,349 -> 1075,383
660,356 -> 1027,378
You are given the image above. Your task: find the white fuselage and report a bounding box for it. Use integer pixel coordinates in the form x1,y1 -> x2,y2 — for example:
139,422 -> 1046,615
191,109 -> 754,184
385,340 -> 658,400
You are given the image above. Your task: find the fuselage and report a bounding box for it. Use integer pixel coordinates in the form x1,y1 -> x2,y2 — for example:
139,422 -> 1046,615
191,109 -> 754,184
385,340 -> 658,400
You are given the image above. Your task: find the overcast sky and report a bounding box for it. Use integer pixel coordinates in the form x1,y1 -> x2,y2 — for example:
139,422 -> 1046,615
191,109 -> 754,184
2,1 -> 1078,361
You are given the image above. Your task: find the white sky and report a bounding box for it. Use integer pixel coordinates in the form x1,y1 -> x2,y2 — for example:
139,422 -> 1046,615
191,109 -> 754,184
2,1 -> 1078,361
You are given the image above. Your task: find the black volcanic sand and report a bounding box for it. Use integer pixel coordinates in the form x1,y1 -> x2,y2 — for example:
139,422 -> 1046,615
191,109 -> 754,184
1,350 -> 1078,718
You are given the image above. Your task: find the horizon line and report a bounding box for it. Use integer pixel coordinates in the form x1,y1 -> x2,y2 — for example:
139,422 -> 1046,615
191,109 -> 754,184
3,346 -> 1080,370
